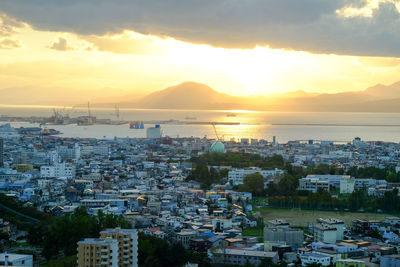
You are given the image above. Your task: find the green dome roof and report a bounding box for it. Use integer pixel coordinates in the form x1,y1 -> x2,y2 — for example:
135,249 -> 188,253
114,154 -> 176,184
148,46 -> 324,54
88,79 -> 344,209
210,141 -> 225,153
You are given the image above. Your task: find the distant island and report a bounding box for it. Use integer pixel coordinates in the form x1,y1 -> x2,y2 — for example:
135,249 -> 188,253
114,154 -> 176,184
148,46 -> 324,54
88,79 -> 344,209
2,81 -> 400,112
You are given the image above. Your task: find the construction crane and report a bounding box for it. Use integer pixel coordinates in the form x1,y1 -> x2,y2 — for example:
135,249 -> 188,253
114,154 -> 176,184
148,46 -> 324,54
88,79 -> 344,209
211,123 -> 224,141
115,104 -> 120,122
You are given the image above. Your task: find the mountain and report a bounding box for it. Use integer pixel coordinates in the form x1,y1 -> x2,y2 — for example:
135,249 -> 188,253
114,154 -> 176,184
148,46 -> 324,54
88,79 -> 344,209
363,81 -> 400,98
3,80 -> 400,112
122,82 -> 244,109
123,80 -> 400,112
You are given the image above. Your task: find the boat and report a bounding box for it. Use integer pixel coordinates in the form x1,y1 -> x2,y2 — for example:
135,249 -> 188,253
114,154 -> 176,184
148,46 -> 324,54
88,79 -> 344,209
165,119 -> 181,125
130,121 -> 144,129
226,113 -> 237,117
42,128 -> 61,136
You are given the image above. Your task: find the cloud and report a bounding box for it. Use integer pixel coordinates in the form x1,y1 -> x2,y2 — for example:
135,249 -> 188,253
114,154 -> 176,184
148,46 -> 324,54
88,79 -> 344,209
1,0 -> 400,56
0,38 -> 20,49
83,31 -> 168,55
0,12 -> 24,37
50,37 -> 70,51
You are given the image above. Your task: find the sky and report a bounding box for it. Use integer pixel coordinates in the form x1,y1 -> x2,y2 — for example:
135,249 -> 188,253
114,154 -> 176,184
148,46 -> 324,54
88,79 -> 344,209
1,0 -> 400,98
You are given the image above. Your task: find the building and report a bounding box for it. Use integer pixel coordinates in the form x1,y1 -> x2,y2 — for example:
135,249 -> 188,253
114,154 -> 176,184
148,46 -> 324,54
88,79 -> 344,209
300,174 -> 354,192
264,227 -> 304,248
40,163 -> 76,179
381,255 -> 400,267
314,223 -> 337,244
228,168 -> 284,186
267,219 -> 290,228
146,125 -> 161,139
354,178 -> 387,190
212,248 -> 278,266
228,168 -> 260,186
77,238 -> 119,267
315,249 -> 341,264
298,177 -> 329,192
175,231 -> 197,249
57,143 -> 80,160
317,218 -> 345,241
93,144 -> 110,156
300,253 -> 331,266
0,123 -> 20,139
0,253 -> 33,267
336,259 -> 366,267
100,228 -> 138,267
339,177 -> 355,194
210,141 -> 225,153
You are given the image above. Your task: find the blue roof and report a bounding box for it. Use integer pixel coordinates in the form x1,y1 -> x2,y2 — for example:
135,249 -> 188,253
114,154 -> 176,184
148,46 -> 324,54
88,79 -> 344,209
200,232 -> 216,237
0,183 -> 34,189
303,253 -> 329,258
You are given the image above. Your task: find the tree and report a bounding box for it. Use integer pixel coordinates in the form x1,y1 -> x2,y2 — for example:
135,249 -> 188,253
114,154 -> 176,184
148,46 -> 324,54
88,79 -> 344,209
348,190 -> 367,211
138,233 -> 210,267
276,174 -> 298,196
239,173 -> 264,196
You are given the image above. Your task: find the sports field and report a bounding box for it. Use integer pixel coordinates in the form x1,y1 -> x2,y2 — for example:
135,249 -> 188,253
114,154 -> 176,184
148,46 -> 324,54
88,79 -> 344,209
252,207 -> 395,226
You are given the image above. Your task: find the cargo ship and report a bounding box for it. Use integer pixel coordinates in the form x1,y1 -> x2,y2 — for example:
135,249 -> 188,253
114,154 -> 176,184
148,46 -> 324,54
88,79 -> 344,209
130,121 -> 144,129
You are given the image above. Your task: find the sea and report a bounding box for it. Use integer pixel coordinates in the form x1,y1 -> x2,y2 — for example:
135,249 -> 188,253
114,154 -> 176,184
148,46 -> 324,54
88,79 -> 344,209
1,105 -> 400,143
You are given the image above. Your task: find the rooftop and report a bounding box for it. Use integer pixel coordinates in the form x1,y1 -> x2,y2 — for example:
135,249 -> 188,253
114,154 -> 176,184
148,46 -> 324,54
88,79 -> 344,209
77,238 -> 118,245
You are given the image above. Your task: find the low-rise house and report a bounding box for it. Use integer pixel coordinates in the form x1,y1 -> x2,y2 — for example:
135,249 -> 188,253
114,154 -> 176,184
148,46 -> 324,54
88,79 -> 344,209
336,259 -> 366,267
300,253 -> 331,266
211,248 -> 278,266
0,253 -> 33,267
314,223 -> 337,244
264,227 -> 304,248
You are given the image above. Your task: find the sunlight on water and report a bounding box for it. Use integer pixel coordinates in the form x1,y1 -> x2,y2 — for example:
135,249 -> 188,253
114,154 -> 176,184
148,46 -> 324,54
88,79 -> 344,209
2,107 -> 400,142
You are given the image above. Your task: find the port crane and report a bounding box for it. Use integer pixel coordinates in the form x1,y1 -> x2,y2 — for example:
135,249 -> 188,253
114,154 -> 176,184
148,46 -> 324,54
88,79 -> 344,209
211,122 -> 224,141
52,106 -> 74,124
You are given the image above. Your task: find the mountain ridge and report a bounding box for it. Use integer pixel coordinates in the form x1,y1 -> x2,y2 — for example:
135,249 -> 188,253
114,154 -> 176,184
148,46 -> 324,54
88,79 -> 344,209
2,80 -> 400,112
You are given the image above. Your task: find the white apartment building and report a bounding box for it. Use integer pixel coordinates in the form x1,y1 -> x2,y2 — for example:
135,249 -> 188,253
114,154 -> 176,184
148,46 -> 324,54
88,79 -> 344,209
299,175 -> 358,193
300,253 -> 331,266
57,143 -> 80,160
40,163 -> 76,179
0,253 -> 33,267
314,224 -> 337,244
212,249 -> 278,266
317,218 -> 345,241
228,167 -> 284,186
298,178 -> 330,193
146,126 -> 161,139
46,150 -> 59,164
339,177 -> 355,194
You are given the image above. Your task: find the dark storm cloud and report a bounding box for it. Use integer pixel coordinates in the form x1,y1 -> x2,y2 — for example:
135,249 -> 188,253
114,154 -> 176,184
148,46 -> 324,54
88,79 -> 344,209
0,0 -> 399,56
